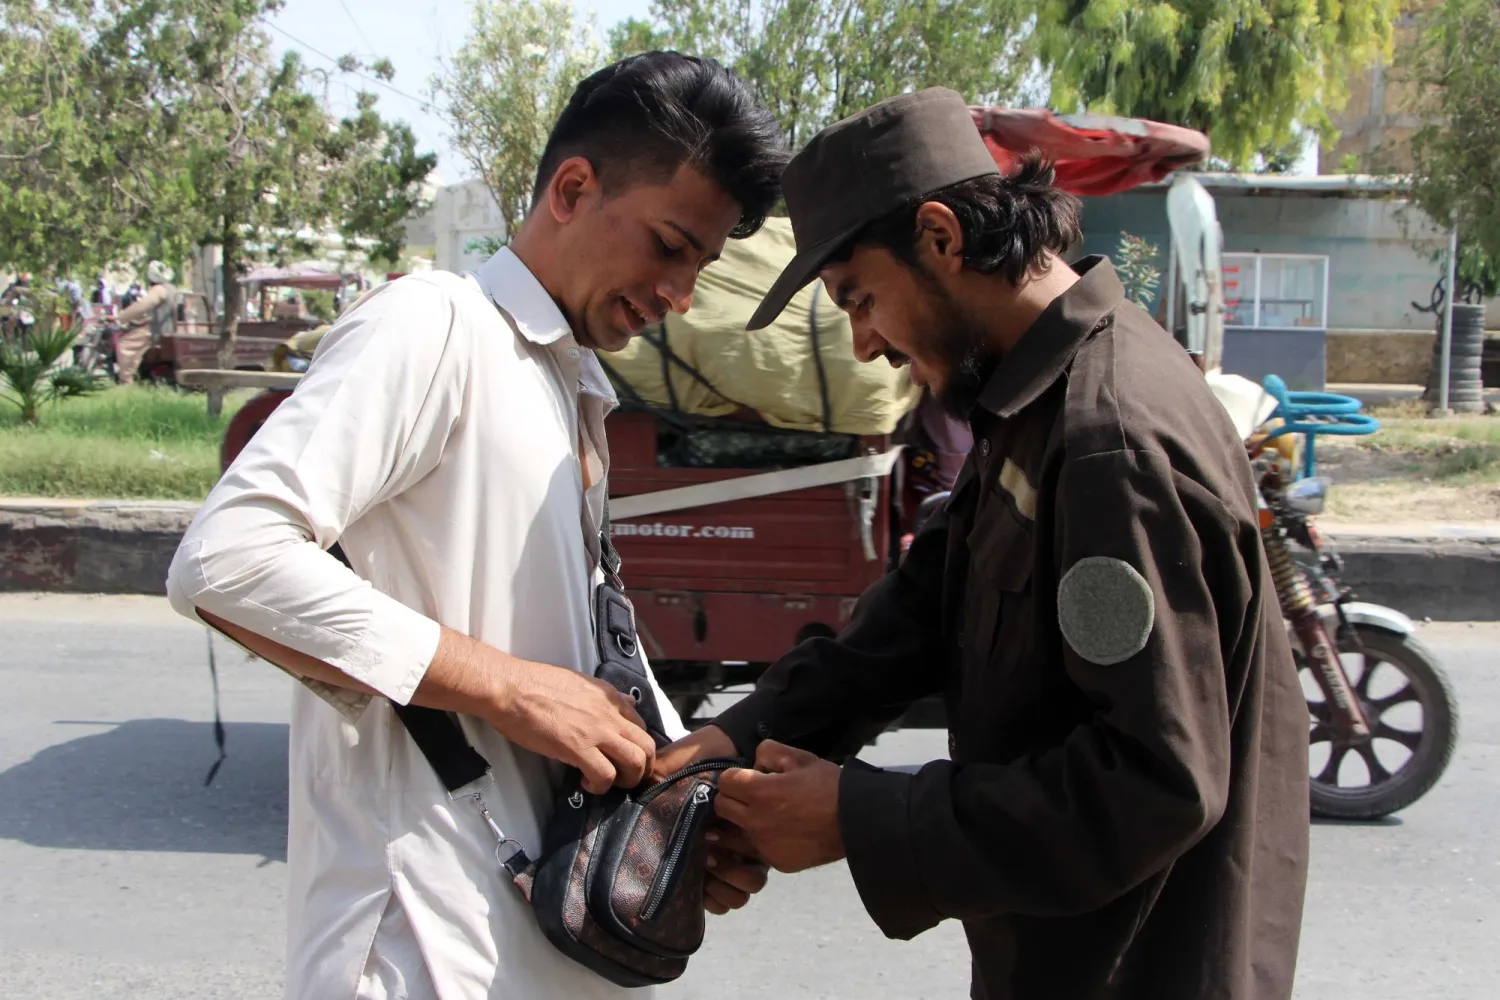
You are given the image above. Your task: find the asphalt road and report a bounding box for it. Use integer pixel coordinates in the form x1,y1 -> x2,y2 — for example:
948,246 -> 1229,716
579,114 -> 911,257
1,595 -> 1496,999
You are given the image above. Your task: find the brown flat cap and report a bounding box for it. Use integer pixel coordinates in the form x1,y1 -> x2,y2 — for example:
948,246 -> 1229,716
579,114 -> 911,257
747,87 -> 1000,330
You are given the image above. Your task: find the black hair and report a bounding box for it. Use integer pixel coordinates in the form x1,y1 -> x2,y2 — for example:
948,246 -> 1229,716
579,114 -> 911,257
532,52 -> 788,239
837,154 -> 1082,283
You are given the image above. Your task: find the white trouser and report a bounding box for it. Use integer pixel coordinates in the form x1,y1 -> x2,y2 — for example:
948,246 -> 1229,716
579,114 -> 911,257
356,896 -> 439,1000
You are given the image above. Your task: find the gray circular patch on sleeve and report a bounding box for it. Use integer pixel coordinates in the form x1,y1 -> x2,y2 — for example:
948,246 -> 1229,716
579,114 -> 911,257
1057,557 -> 1156,665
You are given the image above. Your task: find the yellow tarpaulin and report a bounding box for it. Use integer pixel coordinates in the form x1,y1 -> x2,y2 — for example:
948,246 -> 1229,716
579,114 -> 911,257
604,217 -> 921,435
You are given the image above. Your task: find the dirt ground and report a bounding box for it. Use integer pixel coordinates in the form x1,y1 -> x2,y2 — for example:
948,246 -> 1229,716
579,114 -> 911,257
1316,407 -> 1500,523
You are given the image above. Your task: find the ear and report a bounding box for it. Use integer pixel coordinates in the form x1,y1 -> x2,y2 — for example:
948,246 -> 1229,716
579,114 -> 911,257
542,155 -> 600,225
912,201 -> 965,277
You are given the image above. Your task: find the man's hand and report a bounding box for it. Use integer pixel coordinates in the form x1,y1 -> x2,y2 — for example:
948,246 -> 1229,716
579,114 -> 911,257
714,740 -> 844,873
488,659 -> 657,794
651,725 -> 774,913
199,610 -> 655,795
701,823 -> 770,915
653,724 -> 738,781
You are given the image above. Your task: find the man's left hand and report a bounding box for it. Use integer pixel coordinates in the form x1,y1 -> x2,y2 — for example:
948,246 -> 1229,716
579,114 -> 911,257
714,740 -> 844,873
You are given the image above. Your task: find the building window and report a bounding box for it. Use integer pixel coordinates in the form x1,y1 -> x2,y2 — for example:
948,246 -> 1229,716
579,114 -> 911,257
1222,253 -> 1330,330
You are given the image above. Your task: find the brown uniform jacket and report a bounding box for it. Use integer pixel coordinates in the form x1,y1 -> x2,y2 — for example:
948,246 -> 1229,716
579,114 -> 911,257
713,258 -> 1310,999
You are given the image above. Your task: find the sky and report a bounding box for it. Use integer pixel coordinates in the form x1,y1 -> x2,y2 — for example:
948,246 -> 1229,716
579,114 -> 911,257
266,0 -> 653,184
266,0 -> 1320,179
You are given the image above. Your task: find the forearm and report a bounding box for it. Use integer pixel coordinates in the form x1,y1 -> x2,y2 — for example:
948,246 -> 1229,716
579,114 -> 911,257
198,606 -> 519,721
713,520 -> 949,759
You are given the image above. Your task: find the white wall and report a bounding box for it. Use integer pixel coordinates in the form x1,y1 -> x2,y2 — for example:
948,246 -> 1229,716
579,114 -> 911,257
432,178 -> 506,273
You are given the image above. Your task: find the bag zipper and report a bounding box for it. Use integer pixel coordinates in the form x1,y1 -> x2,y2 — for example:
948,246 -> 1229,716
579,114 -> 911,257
635,757 -> 740,804
640,782 -> 712,921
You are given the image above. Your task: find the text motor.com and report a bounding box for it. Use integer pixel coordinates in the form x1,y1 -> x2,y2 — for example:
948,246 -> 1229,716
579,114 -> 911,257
610,522 -> 756,541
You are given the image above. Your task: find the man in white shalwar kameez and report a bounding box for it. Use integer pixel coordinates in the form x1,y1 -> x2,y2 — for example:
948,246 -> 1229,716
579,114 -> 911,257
166,53 -> 787,999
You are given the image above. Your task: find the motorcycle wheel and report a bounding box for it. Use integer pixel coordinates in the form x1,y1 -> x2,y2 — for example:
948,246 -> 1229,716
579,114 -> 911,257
1305,624 -> 1458,820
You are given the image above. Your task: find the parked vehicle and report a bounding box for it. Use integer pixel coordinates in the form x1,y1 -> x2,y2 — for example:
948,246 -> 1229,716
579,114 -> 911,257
209,107 -> 1213,733
1248,377 -> 1458,819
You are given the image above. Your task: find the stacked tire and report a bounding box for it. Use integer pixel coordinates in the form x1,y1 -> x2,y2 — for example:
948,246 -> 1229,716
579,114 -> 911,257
1424,303 -> 1487,412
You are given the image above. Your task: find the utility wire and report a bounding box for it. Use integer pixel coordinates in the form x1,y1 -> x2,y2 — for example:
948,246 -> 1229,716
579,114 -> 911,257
261,19 -> 442,116
337,0 -> 379,58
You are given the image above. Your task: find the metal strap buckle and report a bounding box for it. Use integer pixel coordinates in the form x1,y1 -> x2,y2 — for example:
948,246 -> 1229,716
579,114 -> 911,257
450,772 -> 528,870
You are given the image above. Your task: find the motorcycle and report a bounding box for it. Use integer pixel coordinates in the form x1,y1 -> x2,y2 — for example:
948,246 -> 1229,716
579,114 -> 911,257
1247,380 -> 1458,820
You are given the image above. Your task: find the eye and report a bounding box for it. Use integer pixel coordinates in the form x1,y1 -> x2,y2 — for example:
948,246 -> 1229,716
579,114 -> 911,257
855,295 -> 874,317
655,234 -> 684,259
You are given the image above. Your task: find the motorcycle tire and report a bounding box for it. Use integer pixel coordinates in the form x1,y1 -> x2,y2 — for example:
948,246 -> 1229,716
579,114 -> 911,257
1307,625 -> 1458,821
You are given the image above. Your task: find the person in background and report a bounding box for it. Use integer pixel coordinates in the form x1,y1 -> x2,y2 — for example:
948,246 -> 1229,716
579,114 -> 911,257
111,261 -> 177,386
91,275 -> 115,314
56,277 -> 91,325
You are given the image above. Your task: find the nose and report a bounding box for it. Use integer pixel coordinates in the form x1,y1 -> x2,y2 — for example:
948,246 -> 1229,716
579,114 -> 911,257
850,320 -> 885,365
655,265 -> 698,316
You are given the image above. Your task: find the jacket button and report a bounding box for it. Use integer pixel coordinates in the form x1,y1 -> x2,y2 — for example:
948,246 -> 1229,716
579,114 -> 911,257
947,733 -> 958,756
978,439 -> 991,457
955,631 -> 964,648
755,721 -> 772,741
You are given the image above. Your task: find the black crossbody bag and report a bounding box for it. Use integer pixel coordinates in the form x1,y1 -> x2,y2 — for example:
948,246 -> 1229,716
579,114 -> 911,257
389,511 -> 740,987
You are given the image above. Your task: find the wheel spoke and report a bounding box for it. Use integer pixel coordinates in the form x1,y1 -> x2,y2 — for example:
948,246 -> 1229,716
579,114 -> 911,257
1374,722 -> 1422,750
1315,744 -> 1350,785
1351,654 -> 1377,698
1369,684 -> 1418,713
1356,743 -> 1392,784
1308,723 -> 1335,745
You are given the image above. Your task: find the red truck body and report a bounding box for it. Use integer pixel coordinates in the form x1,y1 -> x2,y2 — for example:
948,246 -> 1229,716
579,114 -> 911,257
605,411 -> 896,667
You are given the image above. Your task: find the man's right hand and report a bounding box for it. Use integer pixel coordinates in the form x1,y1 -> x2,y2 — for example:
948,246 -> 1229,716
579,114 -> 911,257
192,614 -> 656,795
487,658 -> 657,794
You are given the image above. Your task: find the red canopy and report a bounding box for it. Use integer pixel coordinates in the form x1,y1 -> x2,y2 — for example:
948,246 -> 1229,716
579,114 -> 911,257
970,108 -> 1210,197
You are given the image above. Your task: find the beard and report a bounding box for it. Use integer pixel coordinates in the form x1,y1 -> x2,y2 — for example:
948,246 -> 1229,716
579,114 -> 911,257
914,270 -> 997,420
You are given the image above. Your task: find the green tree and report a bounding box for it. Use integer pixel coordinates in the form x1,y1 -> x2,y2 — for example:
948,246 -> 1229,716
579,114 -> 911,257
157,1 -> 434,412
1035,0 -> 1401,168
614,0 -> 1034,148
2,1 -> 435,416
433,0 -> 605,242
1408,0 -> 1500,299
80,1 -> 433,413
0,1 -> 168,274
1115,232 -> 1161,308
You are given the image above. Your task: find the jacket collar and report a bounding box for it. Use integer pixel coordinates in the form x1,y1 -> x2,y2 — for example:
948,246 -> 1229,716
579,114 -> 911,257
976,255 -> 1125,418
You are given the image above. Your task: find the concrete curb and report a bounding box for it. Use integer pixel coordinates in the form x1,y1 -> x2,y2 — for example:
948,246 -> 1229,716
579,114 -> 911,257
3,501 -> 1498,620
0,500 -> 197,595
1327,535 -> 1500,622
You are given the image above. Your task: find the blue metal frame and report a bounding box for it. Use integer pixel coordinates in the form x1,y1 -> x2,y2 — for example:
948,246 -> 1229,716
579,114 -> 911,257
1260,374 -> 1380,478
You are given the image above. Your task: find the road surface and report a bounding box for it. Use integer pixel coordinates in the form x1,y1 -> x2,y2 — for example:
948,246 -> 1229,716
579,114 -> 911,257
1,595 -> 1495,998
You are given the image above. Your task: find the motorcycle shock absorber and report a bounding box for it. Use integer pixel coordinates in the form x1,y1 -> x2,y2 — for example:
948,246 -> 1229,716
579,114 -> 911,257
1262,519 -> 1372,739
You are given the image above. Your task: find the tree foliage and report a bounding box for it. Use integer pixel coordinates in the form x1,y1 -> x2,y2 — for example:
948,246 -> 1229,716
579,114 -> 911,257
433,0 -> 604,241
0,1 -> 171,274
1408,0 -> 1500,298
1,0 -> 436,414
1035,0 -> 1401,168
612,0 -> 1034,148
0,0 -> 434,290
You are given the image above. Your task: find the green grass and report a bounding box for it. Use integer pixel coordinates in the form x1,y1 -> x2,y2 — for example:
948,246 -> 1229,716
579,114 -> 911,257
1358,412 -> 1500,484
0,386 -> 253,499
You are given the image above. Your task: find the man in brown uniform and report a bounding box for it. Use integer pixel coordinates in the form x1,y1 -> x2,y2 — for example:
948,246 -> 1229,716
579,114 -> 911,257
661,89 -> 1309,998
111,260 -> 177,385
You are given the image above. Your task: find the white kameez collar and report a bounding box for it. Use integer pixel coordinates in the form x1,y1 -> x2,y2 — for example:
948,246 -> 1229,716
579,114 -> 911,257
473,247 -> 618,408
